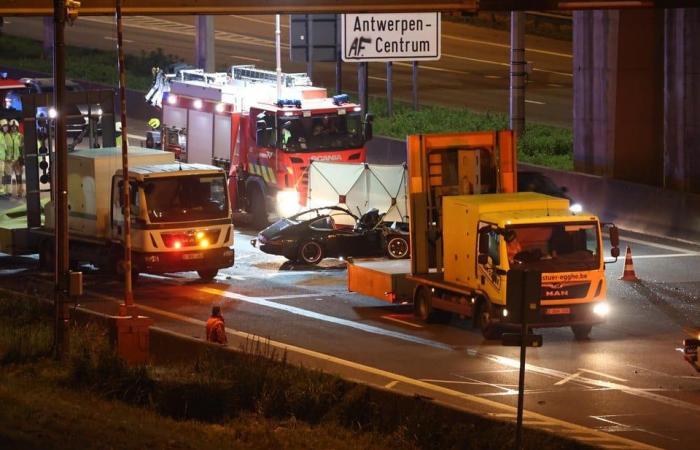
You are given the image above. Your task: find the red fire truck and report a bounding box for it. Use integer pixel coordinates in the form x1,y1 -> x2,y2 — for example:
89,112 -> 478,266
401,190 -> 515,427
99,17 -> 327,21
148,65 -> 373,227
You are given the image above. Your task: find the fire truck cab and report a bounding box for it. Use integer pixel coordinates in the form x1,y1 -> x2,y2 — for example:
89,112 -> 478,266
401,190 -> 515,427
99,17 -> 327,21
151,65 -> 373,227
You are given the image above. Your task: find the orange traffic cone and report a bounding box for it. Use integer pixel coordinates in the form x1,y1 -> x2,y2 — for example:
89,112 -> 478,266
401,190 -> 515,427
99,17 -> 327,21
619,246 -> 639,281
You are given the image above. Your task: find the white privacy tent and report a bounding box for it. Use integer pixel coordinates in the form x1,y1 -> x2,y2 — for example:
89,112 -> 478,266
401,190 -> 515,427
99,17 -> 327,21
307,162 -> 408,223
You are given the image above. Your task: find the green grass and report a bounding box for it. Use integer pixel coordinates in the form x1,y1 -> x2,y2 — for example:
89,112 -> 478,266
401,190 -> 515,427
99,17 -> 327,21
0,33 -> 573,170
0,33 -> 181,92
370,98 -> 574,170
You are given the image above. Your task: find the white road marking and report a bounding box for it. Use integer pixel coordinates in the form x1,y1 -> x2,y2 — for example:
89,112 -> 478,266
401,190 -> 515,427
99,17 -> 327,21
395,61 -> 470,76
230,15 -> 288,29
385,380 -> 399,389
126,134 -> 147,141
369,76 -> 388,82
104,36 -> 134,43
443,33 -> 573,58
621,235 -> 698,253
525,99 -> 546,105
229,275 -> 247,281
591,415 -> 679,441
381,315 -> 423,328
548,83 -> 564,87
578,368 -> 628,383
229,55 -> 264,62
625,253 -> 700,260
483,75 -> 503,79
202,286 -> 452,349
442,52 -> 571,78
554,371 -> 582,386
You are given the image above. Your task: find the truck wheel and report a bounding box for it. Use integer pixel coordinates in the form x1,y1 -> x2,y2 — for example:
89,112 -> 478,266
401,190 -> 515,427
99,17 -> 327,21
247,185 -> 268,229
39,239 -> 55,271
476,299 -> 502,340
386,235 -> 409,259
413,287 -> 450,323
571,325 -> 593,341
197,269 -> 218,281
298,241 -> 324,265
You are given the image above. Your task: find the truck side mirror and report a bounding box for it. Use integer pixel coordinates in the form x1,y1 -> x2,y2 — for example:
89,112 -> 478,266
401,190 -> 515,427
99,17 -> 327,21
478,231 -> 489,256
609,225 -> 620,257
363,113 -> 374,141
256,120 -> 268,147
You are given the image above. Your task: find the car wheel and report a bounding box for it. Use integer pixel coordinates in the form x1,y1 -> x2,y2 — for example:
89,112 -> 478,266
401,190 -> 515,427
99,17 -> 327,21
247,185 -> 268,229
571,324 -> 592,341
298,240 -> 324,265
197,269 -> 218,281
413,287 -> 450,323
386,235 -> 409,259
476,299 -> 502,340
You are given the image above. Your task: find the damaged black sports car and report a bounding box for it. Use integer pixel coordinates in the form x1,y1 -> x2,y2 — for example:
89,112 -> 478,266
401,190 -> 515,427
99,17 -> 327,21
252,206 -> 410,264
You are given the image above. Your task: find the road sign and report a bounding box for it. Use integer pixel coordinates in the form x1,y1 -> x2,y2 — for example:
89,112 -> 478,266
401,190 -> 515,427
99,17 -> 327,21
290,14 -> 339,63
341,12 -> 441,62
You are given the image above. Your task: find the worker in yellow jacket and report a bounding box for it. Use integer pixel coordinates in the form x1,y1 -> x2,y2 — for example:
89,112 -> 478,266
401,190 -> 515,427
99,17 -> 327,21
7,119 -> 24,197
0,118 -> 10,197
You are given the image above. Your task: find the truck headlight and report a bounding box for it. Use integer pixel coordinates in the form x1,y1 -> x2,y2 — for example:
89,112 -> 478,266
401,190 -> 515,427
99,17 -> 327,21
276,190 -> 301,218
593,302 -> 610,317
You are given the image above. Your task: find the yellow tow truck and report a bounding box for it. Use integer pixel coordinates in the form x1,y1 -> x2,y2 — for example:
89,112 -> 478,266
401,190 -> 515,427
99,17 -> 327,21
349,131 -> 620,340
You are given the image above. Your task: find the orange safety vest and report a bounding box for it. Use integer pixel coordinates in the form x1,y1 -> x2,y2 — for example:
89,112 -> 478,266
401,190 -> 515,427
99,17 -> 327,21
206,316 -> 227,344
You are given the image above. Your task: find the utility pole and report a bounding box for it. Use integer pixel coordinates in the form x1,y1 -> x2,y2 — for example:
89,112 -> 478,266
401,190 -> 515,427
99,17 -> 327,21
115,0 -> 134,316
275,14 -> 282,99
412,61 -> 419,110
306,15 -> 313,80
386,62 -> 393,116
335,14 -> 342,95
358,62 -> 368,114
195,15 -> 215,72
52,0 -> 69,360
509,11 -> 526,137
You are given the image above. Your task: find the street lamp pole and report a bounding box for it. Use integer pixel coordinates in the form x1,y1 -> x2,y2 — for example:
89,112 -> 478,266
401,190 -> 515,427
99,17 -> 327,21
115,0 -> 134,315
52,0 -> 69,360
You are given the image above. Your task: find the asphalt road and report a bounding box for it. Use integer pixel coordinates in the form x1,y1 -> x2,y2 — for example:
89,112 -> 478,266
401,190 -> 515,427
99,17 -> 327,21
2,224 -> 699,450
1,15 -> 573,127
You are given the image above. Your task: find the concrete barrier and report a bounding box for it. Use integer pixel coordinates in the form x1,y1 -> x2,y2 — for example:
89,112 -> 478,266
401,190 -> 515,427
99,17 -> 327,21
367,135 -> 700,243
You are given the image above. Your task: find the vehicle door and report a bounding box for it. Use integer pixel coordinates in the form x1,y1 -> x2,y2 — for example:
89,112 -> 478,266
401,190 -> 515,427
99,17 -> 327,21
477,222 -> 506,302
327,211 -> 379,257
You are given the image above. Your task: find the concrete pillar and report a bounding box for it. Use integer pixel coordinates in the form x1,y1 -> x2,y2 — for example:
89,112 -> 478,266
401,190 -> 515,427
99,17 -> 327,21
196,15 -> 215,72
573,9 -> 663,185
664,8 -> 700,193
573,10 -> 619,177
509,11 -> 526,137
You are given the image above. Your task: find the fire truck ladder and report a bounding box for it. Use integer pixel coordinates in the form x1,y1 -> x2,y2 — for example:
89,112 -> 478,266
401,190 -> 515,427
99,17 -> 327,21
231,65 -> 311,88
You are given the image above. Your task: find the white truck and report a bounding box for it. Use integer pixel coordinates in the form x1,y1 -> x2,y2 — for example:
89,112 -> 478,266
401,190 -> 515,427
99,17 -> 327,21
36,147 -> 234,280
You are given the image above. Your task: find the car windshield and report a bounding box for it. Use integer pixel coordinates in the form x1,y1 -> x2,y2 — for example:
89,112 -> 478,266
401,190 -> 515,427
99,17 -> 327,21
505,222 -> 600,272
145,174 -> 228,223
278,112 -> 364,152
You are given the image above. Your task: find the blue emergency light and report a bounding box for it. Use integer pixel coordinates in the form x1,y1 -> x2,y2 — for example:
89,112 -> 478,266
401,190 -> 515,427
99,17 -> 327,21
0,72 -> 8,79
333,94 -> 349,105
276,99 -> 302,108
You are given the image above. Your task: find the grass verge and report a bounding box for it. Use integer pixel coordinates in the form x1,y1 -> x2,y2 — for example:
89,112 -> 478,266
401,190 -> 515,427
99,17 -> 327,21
0,33 -> 573,170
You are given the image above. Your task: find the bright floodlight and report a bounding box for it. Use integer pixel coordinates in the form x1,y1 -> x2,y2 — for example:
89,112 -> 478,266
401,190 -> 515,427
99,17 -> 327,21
569,203 -> 583,214
193,99 -> 203,109
593,302 -> 610,317
167,94 -> 178,105
48,107 -> 57,119
276,189 -> 301,218
215,103 -> 225,113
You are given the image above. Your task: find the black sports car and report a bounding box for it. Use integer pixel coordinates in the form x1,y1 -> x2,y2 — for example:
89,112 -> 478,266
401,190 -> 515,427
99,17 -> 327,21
252,206 -> 410,264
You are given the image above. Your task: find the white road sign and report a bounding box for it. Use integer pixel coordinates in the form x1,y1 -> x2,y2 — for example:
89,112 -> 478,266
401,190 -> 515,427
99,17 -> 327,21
341,12 -> 441,62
